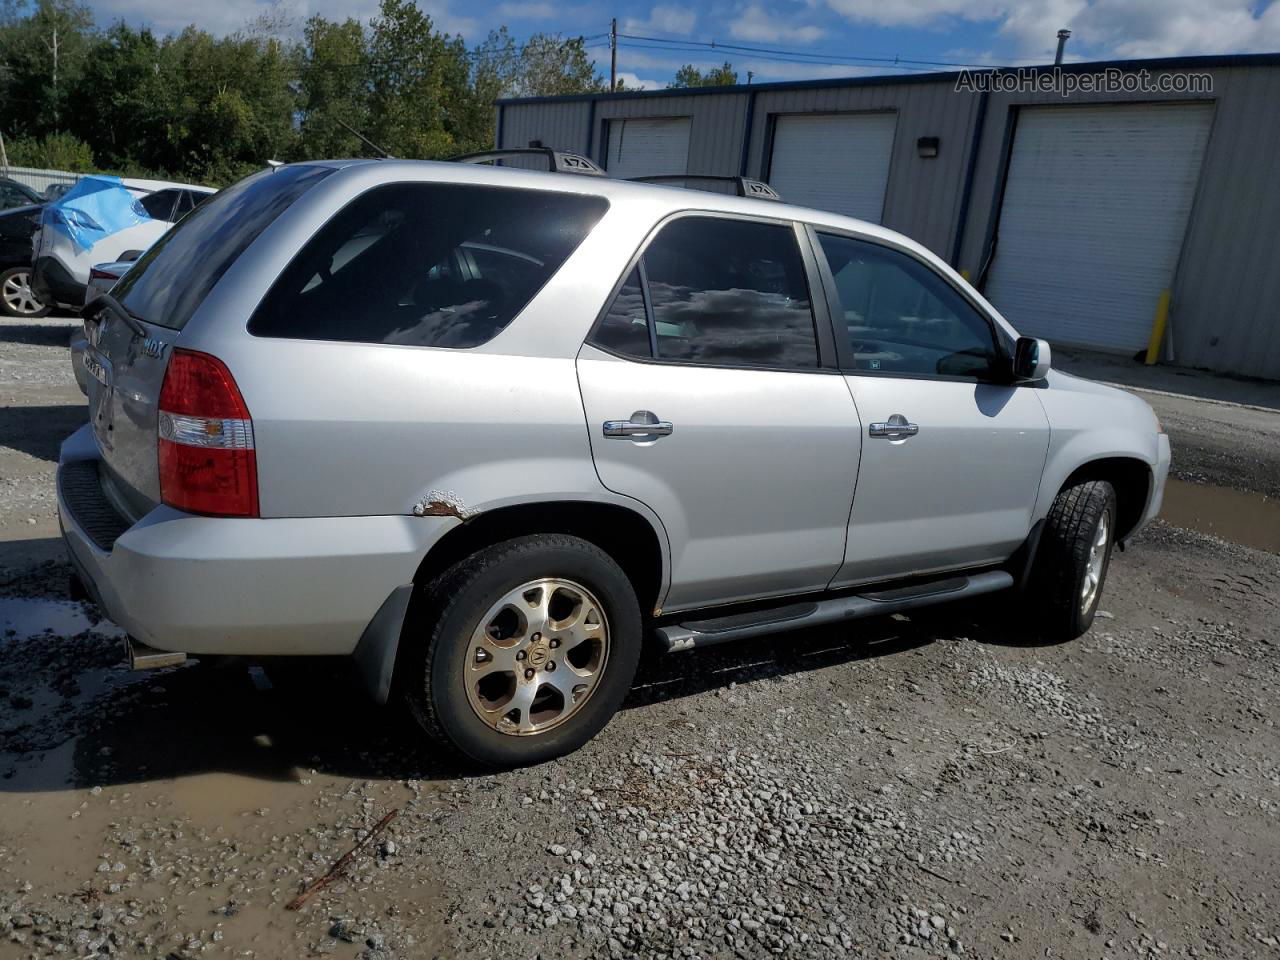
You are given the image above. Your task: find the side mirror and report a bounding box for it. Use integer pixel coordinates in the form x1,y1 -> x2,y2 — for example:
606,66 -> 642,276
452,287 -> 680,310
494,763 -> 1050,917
1012,336 -> 1051,381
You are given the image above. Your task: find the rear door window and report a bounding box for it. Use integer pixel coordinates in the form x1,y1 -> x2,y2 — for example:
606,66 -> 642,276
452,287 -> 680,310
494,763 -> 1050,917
589,215 -> 818,369
248,183 -> 608,349
114,164 -> 334,331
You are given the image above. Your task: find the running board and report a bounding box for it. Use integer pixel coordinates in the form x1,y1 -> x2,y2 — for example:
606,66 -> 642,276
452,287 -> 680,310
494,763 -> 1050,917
654,570 -> 1013,652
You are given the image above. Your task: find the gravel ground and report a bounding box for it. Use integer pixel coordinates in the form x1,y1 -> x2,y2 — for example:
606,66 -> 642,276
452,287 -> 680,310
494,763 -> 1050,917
2,318 -> 1279,959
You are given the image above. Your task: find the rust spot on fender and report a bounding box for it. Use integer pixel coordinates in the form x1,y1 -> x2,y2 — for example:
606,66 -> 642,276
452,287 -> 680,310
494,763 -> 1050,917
412,490 -> 475,521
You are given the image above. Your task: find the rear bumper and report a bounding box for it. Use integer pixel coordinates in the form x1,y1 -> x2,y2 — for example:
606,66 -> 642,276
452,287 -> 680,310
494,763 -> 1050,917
31,255 -> 85,308
57,424 -> 456,656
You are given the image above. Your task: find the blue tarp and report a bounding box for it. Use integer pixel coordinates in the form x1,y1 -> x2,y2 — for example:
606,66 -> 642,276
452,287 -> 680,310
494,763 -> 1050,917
43,175 -> 151,253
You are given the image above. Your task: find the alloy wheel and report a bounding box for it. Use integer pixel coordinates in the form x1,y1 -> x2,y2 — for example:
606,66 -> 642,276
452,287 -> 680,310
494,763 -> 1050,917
1080,510 -> 1110,615
463,577 -> 610,736
2,269 -> 44,316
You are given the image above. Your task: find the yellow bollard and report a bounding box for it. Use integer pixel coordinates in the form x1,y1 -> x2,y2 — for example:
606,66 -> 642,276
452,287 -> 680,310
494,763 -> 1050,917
1144,289 -> 1171,366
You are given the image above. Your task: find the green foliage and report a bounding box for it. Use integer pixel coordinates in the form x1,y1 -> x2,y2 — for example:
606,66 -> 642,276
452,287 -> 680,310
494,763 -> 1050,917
0,0 -> 610,182
669,61 -> 739,88
4,129 -> 92,169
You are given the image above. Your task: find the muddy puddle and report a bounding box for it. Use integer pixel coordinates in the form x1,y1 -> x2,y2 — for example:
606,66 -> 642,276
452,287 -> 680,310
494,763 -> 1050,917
1160,477 -> 1280,552
0,595 -> 124,641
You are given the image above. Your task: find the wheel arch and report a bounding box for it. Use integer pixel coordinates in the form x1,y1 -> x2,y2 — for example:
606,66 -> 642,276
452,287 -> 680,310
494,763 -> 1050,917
409,499 -> 670,618
1057,456 -> 1152,542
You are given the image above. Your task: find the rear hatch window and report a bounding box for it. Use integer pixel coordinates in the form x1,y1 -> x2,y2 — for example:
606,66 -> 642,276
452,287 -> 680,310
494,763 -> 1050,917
112,164 -> 334,331
247,183 -> 608,349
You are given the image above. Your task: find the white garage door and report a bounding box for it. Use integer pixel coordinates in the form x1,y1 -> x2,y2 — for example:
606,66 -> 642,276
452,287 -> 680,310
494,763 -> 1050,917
983,103 -> 1213,352
767,112 -> 898,222
605,117 -> 690,179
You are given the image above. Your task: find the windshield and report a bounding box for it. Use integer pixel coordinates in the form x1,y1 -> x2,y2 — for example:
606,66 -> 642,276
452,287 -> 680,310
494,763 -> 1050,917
113,164 -> 334,331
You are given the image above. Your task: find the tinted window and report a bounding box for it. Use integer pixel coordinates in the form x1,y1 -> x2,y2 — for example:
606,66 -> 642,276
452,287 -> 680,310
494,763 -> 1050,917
249,183 -> 608,349
140,189 -> 178,220
643,217 -> 817,368
591,267 -> 650,358
116,165 -> 334,331
817,233 -> 1001,379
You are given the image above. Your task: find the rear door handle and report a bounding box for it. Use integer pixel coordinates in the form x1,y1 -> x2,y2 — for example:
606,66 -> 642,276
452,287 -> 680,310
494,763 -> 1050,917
603,411 -> 673,440
868,413 -> 918,440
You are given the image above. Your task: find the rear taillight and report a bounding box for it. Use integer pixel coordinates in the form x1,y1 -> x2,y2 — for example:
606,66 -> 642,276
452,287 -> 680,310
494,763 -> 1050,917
89,267 -> 119,283
157,349 -> 258,517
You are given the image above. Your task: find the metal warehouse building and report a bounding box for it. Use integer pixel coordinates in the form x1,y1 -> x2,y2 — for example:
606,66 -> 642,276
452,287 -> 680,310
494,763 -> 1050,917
495,53 -> 1280,380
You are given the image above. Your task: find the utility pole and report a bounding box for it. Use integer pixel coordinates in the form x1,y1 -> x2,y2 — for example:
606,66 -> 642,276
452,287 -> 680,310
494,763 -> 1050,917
610,18 -> 617,92
747,70 -> 754,84
1054,29 -> 1071,65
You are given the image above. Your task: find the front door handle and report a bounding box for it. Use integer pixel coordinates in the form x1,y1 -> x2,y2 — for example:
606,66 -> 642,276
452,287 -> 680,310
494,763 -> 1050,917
868,413 -> 918,440
603,410 -> 673,440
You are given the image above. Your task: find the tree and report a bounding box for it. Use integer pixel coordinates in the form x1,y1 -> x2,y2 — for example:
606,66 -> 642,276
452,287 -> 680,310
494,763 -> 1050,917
296,15 -> 372,160
0,0 -> 95,136
5,129 -> 91,168
515,34 -> 605,98
668,61 -> 738,88
364,0 -> 473,158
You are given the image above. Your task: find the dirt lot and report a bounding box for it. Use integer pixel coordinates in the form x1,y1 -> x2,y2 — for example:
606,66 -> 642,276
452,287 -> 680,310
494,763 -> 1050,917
2,318 -> 1279,960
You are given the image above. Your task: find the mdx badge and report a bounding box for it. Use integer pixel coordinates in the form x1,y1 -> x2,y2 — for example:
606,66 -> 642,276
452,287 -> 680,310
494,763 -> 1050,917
142,337 -> 166,359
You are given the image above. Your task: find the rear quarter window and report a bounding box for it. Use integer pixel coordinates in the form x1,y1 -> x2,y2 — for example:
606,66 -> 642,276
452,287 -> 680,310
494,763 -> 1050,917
247,183 -> 608,349
114,164 -> 334,331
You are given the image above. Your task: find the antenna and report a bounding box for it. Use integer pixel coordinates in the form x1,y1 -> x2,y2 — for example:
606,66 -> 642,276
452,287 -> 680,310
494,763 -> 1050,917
332,117 -> 395,160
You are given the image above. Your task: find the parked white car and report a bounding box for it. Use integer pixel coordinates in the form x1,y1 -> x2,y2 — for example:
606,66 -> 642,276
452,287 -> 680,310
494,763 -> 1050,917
31,177 -> 213,309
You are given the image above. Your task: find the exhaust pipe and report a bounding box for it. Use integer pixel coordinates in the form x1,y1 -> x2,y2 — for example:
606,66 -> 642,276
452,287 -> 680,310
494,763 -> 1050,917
126,636 -> 187,670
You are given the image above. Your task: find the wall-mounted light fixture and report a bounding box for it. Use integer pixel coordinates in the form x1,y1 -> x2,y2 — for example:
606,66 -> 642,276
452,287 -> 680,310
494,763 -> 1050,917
917,136 -> 940,158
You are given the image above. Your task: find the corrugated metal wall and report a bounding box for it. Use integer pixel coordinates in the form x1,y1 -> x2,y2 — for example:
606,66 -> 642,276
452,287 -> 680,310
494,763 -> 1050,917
743,83 -> 981,258
592,93 -> 751,175
498,100 -> 592,155
499,59 -> 1280,379
955,63 -> 1280,378
1165,66 -> 1280,379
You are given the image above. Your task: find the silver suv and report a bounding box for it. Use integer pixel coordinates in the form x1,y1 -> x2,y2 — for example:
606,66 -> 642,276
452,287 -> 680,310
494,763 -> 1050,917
58,158 -> 1170,767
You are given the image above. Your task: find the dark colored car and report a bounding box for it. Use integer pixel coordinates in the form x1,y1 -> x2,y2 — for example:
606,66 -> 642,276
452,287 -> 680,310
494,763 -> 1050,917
0,177 -> 43,210
0,203 -> 50,318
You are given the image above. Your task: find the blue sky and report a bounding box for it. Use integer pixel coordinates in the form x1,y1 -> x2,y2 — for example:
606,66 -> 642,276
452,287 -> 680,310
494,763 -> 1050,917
89,0 -> 1280,88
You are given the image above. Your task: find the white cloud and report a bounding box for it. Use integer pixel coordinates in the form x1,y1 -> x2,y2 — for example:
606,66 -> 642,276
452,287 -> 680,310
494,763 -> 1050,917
623,4 -> 697,36
615,70 -> 664,90
598,46 -> 881,85
495,1 -> 557,18
730,4 -> 826,44
823,0 -> 1280,59
88,0 -> 478,38
1070,0 -> 1280,58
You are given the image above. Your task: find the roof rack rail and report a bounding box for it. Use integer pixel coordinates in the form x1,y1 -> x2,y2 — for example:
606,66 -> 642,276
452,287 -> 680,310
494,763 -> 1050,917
626,175 -> 782,201
449,148 -> 606,177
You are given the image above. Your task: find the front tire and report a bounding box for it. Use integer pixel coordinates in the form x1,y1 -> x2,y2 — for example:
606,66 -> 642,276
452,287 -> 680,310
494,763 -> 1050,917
1025,480 -> 1117,642
0,266 -> 51,318
404,535 -> 642,768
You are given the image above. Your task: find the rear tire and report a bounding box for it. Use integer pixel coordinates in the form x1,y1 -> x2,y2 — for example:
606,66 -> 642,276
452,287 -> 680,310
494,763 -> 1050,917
403,535 -> 642,768
1025,480 -> 1117,642
0,266 -> 51,318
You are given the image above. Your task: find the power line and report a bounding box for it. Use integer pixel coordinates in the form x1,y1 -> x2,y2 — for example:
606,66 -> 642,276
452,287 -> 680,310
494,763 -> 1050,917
617,31 -> 1022,70
614,39 -> 942,73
